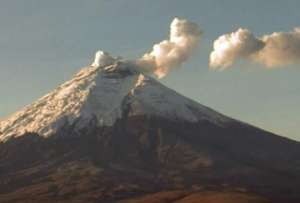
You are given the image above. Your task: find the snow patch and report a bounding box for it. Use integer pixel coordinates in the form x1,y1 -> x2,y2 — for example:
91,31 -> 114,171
0,61 -> 230,142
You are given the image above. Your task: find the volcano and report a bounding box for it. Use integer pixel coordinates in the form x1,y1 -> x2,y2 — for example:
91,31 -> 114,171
0,56 -> 299,203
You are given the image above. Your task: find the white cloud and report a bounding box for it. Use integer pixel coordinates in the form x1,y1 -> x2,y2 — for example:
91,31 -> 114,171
210,27 -> 300,69
138,18 -> 202,78
255,28 -> 300,67
92,51 -> 117,68
209,28 -> 264,69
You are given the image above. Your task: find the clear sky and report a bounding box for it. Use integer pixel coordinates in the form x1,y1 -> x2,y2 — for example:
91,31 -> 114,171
0,0 -> 299,141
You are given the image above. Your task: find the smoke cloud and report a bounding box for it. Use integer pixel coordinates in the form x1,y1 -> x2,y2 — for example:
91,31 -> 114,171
209,29 -> 264,69
138,18 -> 202,78
210,27 -> 300,69
92,51 -> 117,67
255,28 -> 300,67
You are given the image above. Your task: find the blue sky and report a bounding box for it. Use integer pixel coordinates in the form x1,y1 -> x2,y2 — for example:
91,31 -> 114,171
0,0 -> 299,140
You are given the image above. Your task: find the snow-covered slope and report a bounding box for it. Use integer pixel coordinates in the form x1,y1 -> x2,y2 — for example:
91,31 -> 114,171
0,58 -> 230,142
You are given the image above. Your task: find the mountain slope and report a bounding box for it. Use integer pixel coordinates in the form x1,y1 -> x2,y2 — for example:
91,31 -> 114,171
0,61 -> 229,141
0,60 -> 300,203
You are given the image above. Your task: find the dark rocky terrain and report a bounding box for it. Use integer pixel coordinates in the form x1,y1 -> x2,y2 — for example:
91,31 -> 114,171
0,114 -> 300,203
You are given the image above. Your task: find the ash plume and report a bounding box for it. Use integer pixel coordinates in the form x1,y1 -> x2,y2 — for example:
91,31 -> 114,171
91,18 -> 202,78
209,28 -> 264,69
92,51 -> 118,68
138,18 -> 202,78
210,27 -> 300,69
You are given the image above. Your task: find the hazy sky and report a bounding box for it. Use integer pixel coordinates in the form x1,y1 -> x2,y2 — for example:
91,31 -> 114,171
0,0 -> 299,141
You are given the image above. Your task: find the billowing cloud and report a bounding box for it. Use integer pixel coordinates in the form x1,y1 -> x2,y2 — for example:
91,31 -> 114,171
210,27 -> 300,69
92,51 -> 117,68
91,18 -> 201,78
138,18 -> 202,78
255,28 -> 300,67
209,28 -> 264,69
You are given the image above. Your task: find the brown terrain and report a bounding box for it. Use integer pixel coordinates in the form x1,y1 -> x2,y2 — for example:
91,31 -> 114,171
0,114 -> 300,203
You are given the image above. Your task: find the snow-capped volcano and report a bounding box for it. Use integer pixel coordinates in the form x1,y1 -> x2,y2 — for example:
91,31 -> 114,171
1,17 -> 300,203
1,52 -> 300,203
0,52 -> 229,142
